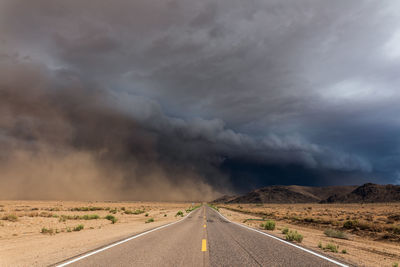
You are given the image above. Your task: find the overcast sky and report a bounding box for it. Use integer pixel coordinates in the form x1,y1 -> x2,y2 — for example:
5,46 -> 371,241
1,0 -> 400,199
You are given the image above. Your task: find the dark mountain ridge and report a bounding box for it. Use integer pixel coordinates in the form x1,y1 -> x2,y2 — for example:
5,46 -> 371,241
214,183 -> 400,204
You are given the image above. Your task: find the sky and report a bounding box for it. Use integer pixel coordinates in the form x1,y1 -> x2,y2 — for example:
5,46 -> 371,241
1,0 -> 400,200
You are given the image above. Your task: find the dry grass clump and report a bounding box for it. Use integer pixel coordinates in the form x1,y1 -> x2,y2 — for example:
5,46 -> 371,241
324,228 -> 348,239
105,215 -> 117,224
285,230 -> 303,243
260,220 -> 275,230
2,214 -> 18,222
145,218 -> 154,223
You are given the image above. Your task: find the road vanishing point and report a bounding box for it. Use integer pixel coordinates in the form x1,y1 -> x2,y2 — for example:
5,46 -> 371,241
55,205 -> 349,267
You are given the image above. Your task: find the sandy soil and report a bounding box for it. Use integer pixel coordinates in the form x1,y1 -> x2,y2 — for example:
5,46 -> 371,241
218,203 -> 400,267
0,201 -> 197,267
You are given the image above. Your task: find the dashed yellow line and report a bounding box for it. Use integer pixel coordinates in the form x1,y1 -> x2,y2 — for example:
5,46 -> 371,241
203,224 -> 206,228
202,239 -> 207,251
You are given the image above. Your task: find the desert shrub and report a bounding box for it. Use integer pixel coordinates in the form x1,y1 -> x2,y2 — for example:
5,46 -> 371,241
285,230 -> 303,243
324,229 -> 348,239
82,214 -> 100,220
260,220 -> 275,230
391,225 -> 400,235
303,217 -> 316,223
176,211 -> 184,217
134,209 -> 145,214
59,214 -> 100,221
392,263 -> 398,267
318,241 -> 322,248
125,209 -> 145,215
208,204 -> 219,211
343,220 -> 358,229
105,215 -> 117,224
164,214 -> 167,217
145,218 -> 154,223
41,227 -> 54,234
109,209 -> 118,214
388,214 -> 400,221
323,243 -> 339,253
2,214 -> 18,222
73,224 -> 84,231
39,212 -> 53,217
341,249 -> 347,254
71,207 -> 104,212
145,213 -> 149,217
185,205 -> 201,213
282,227 -> 289,234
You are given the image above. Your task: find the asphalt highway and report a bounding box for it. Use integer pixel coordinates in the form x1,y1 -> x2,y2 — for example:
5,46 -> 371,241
57,205 -> 348,267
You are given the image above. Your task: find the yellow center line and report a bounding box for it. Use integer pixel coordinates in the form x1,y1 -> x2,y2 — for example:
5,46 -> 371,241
201,239 -> 207,252
203,224 -> 206,228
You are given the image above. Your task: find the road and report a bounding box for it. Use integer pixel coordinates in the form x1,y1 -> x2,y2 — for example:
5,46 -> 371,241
57,205 -> 348,267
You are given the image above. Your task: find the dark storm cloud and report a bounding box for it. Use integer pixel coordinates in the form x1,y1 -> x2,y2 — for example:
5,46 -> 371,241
1,0 -> 400,199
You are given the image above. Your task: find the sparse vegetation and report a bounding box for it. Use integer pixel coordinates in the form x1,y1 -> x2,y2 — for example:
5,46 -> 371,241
70,207 -> 104,211
109,209 -> 118,214
164,214 -> 167,217
343,220 -> 358,229
186,205 -> 201,213
124,209 -> 145,215
324,228 -> 348,239
260,220 -> 275,230
281,227 -> 289,234
341,249 -> 347,254
208,204 -> 219,211
322,243 -> 339,253
285,230 -> 303,243
2,214 -> 18,222
58,214 -> 100,222
219,203 -> 400,242
391,225 -> 400,235
392,263 -> 398,267
145,218 -> 154,223
145,213 -> 149,217
73,224 -> 84,231
105,215 -> 117,224
176,211 -> 184,217
82,214 -> 100,220
41,227 -> 54,234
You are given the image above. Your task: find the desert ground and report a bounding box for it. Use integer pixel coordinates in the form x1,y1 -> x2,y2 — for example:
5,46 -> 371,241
217,203 -> 400,267
0,200 -> 198,267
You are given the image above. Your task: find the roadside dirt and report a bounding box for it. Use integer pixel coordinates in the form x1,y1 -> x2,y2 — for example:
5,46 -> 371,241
0,201 -> 196,267
218,204 -> 400,267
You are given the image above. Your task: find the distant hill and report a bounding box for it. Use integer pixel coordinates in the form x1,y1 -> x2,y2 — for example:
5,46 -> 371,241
213,183 -> 400,204
324,183 -> 400,203
212,195 -> 238,203
221,185 -> 356,204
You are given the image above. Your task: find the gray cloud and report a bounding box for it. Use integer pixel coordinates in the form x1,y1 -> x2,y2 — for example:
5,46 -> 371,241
1,0 -> 400,199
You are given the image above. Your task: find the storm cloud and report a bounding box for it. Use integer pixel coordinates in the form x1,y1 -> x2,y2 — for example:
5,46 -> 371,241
1,0 -> 399,200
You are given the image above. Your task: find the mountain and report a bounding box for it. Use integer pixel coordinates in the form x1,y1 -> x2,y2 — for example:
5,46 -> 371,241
218,185 -> 357,204
324,183 -> 400,203
212,195 -> 238,203
212,183 -> 400,204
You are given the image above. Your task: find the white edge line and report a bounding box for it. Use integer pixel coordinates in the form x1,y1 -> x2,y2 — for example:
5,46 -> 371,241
56,209 -> 197,267
211,207 -> 349,267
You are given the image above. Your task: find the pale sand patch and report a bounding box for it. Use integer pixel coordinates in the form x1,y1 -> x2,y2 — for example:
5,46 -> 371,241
219,207 -> 400,267
0,201 -> 196,267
